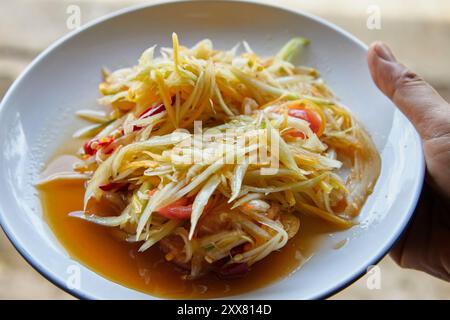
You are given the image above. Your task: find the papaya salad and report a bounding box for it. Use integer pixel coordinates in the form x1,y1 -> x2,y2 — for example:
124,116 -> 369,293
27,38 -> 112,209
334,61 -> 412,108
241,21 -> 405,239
41,34 -> 380,279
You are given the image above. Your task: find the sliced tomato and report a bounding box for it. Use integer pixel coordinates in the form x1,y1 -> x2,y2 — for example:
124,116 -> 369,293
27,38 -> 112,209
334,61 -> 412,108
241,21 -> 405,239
157,197 -> 192,220
288,108 -> 322,134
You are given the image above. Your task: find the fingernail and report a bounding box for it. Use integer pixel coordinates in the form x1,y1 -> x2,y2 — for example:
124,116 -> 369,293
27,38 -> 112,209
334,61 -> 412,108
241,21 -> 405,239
373,42 -> 395,62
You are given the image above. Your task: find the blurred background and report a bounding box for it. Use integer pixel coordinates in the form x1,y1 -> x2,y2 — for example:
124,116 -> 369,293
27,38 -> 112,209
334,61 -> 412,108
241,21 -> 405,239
0,0 -> 449,299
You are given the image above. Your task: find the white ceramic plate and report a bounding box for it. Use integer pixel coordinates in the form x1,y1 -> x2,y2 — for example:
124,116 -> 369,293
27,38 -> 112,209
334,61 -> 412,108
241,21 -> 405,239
0,0 -> 424,300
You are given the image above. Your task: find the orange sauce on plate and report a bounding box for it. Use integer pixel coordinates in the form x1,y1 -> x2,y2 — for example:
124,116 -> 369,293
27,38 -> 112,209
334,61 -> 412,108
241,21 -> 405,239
39,154 -> 338,299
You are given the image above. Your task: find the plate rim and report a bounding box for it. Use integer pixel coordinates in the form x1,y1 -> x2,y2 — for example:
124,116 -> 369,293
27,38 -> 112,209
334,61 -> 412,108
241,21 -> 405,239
0,0 -> 425,300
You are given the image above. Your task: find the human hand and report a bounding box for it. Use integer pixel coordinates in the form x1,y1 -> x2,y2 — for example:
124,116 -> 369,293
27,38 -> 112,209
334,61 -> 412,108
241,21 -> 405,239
367,42 -> 450,281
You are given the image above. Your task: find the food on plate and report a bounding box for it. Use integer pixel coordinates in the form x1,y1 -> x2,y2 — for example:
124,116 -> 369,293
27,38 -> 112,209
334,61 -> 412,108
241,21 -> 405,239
39,34 -> 380,282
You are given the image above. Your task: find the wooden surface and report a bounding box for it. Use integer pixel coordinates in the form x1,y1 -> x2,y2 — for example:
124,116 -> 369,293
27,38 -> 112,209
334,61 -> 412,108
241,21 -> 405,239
0,0 -> 449,300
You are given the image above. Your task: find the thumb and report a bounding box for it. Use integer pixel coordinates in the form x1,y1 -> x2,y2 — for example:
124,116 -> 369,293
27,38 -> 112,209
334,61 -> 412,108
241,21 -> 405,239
367,41 -> 449,141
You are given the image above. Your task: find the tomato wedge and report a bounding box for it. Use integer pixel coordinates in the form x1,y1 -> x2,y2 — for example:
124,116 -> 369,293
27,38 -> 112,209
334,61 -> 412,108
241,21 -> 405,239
288,108 -> 322,134
157,197 -> 192,220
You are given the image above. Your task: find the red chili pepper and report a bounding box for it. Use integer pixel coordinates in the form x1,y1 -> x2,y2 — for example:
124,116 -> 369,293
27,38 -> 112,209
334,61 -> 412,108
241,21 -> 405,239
83,140 -> 96,156
97,136 -> 114,146
138,103 -> 166,119
103,146 -> 115,155
131,104 -> 166,132
83,136 -> 115,156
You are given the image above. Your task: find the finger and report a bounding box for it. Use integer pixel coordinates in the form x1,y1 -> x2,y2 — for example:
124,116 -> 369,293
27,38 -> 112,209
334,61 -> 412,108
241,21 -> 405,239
367,42 -> 449,140
390,188 -> 429,269
390,186 -> 450,281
